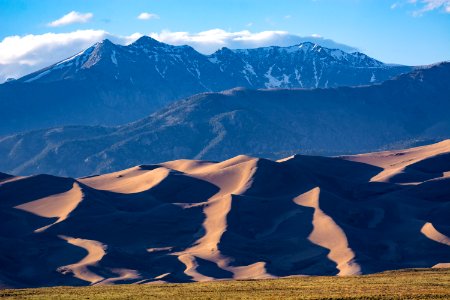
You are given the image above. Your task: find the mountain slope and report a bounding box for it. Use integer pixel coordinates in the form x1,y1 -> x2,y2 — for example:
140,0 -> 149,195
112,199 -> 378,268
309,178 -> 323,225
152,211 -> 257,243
0,62 -> 449,177
0,141 -> 449,288
0,37 -> 412,135
209,43 -> 406,89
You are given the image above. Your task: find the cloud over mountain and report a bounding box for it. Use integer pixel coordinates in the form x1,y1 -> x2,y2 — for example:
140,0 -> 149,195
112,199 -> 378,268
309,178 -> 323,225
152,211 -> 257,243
0,29 -> 357,83
149,29 -> 359,54
0,30 -> 139,82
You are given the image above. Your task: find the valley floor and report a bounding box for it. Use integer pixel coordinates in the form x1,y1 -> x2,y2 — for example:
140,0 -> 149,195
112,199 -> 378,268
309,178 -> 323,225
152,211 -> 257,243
1,268 -> 449,300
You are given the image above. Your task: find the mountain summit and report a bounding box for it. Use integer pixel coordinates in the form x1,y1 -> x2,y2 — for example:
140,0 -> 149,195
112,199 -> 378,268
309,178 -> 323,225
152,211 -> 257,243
18,38 -> 406,89
0,37 -> 412,135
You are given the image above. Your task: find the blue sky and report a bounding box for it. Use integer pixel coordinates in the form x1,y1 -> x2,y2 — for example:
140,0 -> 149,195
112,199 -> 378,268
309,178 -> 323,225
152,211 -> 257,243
0,0 -> 449,80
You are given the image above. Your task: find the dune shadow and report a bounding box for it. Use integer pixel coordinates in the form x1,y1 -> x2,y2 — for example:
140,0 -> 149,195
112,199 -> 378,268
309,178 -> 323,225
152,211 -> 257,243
389,152 -> 450,184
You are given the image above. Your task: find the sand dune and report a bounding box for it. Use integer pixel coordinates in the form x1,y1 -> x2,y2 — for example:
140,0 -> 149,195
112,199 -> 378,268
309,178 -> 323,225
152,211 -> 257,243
344,140 -> 450,184
294,188 -> 361,276
0,140 -> 449,288
173,156 -> 274,280
57,236 -> 106,284
177,254 -> 215,282
0,173 -> 13,183
96,268 -> 141,285
79,166 -> 170,194
421,222 -> 450,247
421,223 -> 450,268
14,182 -> 83,232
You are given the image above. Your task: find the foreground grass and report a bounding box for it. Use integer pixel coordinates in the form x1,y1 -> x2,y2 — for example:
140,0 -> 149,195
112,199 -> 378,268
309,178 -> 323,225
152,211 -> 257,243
1,268 -> 450,299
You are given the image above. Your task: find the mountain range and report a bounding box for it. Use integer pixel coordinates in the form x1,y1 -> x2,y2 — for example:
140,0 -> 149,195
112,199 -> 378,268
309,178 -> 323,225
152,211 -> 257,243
1,62 -> 449,177
1,140 -> 449,288
0,36 -> 412,135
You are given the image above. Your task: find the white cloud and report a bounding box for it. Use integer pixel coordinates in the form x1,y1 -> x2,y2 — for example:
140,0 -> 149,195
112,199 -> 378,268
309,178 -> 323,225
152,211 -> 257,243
0,29 -> 358,83
149,29 -> 358,54
48,11 -> 93,27
137,12 -> 159,20
0,30 -> 139,82
398,0 -> 450,15
419,0 -> 450,13
123,32 -> 144,44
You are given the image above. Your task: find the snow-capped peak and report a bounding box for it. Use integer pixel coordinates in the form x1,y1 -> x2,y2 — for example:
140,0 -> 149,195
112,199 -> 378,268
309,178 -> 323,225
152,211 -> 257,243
130,35 -> 163,47
55,46 -> 94,67
17,37 -> 408,88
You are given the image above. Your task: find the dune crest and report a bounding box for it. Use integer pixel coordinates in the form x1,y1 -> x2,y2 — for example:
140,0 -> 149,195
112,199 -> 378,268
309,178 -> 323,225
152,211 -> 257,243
294,187 -> 361,276
421,222 -> 450,247
80,166 -> 170,194
421,223 -> 450,268
1,141 -> 450,288
160,159 -> 216,174
230,262 -> 273,280
14,182 -> 83,232
96,268 -> 141,285
345,140 -> 450,183
174,157 -> 274,281
0,174 -> 25,184
177,254 -> 215,282
57,236 -> 107,284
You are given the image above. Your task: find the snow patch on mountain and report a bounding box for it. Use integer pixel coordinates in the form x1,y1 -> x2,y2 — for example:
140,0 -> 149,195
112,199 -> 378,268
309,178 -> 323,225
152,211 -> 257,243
25,70 -> 52,83
208,57 -> 220,64
16,37 -> 412,93
111,51 -> 118,66
294,69 -> 303,87
264,66 -> 281,88
330,50 -> 344,60
56,47 -> 93,67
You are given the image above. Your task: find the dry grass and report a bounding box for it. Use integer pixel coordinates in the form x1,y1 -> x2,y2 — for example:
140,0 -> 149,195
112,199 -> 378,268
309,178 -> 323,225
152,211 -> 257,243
1,268 -> 450,299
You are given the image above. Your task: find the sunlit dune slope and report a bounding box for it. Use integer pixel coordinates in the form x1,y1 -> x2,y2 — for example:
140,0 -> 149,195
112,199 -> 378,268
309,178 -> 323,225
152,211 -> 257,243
0,140 -> 449,288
